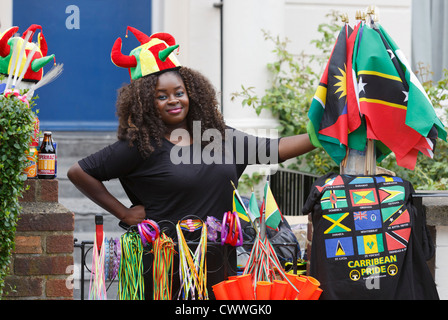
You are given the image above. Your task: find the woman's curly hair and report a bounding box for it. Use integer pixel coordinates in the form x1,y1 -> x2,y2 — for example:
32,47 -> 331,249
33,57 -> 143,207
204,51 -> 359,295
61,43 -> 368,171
116,67 -> 226,158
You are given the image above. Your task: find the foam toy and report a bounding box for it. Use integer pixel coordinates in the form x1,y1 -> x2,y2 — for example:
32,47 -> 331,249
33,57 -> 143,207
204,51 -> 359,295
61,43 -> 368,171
0,24 -> 55,83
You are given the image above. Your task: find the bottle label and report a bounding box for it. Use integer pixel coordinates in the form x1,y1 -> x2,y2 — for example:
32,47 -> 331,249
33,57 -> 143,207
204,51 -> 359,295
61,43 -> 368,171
38,154 -> 56,175
31,117 -> 39,147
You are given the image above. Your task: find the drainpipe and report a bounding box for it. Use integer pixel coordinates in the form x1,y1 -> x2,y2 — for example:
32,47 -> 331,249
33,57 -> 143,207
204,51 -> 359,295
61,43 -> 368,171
213,0 -> 224,114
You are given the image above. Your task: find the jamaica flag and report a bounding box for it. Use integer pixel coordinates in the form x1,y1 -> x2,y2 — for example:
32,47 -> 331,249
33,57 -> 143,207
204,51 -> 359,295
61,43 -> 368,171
233,189 -> 250,222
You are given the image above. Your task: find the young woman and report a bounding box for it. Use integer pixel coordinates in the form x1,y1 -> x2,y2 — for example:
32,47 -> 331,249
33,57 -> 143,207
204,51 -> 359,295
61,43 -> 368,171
67,68 -> 314,227
67,29 -> 315,299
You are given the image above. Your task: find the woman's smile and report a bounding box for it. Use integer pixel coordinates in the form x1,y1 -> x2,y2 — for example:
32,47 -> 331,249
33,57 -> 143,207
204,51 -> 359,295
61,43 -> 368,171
155,71 -> 190,128
166,106 -> 183,114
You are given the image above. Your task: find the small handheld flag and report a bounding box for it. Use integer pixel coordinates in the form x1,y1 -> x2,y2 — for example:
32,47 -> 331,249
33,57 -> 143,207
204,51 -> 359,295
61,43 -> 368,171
263,179 -> 283,231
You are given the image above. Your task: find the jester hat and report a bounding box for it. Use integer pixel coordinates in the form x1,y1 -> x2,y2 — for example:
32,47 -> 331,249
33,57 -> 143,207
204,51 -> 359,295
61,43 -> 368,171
111,26 -> 181,81
0,24 -> 55,82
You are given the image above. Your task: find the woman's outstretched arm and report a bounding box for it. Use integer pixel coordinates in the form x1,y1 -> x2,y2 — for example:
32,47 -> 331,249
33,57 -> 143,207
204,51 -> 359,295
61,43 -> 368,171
278,133 -> 316,162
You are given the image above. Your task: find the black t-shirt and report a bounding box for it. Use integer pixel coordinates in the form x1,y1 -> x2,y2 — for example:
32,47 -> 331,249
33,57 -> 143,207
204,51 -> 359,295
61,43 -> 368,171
78,128 -> 279,223
302,173 -> 439,300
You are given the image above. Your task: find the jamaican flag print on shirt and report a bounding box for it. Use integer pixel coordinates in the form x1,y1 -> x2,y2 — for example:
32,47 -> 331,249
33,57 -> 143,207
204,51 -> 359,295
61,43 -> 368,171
303,173 -> 438,300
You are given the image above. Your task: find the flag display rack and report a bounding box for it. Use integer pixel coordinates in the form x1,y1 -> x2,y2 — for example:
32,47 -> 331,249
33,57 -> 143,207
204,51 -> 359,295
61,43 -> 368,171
340,7 -> 377,176
73,216 -> 300,300
307,4 -> 446,174
340,139 -> 376,175
73,173 -> 299,300
303,5 -> 445,300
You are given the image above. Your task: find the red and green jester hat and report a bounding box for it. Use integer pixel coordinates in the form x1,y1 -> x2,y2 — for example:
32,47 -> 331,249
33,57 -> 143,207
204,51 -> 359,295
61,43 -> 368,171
0,24 -> 55,82
110,26 -> 181,81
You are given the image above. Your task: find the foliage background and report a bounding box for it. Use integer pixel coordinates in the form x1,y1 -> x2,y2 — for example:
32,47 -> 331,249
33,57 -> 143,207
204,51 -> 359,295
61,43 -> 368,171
233,11 -> 448,191
0,89 -> 35,297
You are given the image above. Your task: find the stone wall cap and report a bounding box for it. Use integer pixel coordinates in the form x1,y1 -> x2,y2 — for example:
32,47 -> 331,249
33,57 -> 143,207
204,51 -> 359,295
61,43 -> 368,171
415,191 -> 448,226
20,202 -> 72,214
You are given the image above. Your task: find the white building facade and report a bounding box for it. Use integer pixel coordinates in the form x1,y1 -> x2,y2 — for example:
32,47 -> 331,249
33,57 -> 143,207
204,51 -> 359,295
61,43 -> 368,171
150,0 -> 412,132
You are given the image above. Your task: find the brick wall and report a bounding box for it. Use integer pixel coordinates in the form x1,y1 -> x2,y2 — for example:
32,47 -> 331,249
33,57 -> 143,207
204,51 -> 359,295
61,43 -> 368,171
3,179 -> 75,300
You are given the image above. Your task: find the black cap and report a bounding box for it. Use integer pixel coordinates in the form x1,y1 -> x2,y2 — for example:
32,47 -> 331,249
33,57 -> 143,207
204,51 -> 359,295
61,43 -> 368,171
95,214 -> 103,225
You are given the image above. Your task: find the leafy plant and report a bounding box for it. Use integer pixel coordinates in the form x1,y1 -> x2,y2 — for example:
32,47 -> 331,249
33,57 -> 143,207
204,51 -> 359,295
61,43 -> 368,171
232,10 -> 448,190
237,171 -> 264,198
0,88 -> 36,297
231,10 -> 341,177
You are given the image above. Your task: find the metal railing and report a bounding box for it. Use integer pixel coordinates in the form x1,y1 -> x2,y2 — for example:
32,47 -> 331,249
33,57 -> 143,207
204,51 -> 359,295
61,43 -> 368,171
73,220 -> 301,300
270,169 -> 448,217
270,168 -> 319,216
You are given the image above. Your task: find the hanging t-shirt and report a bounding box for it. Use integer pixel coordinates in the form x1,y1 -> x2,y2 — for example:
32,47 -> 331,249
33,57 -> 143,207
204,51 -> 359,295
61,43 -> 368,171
302,173 -> 439,300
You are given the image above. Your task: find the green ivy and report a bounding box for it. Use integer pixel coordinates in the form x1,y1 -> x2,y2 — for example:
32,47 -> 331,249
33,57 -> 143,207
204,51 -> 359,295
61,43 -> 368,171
232,10 -> 448,190
0,89 -> 35,298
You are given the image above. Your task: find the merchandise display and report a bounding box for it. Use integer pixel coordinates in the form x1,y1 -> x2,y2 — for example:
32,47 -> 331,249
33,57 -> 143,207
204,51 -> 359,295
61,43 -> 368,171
82,178 -> 307,300
74,5 -> 442,302
303,173 -> 439,299
212,274 -> 322,300
304,6 -> 442,300
0,24 -> 62,182
307,9 -> 446,171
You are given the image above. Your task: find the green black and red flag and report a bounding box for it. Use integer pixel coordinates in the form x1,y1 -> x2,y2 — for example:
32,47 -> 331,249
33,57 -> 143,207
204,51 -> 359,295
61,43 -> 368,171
308,23 -> 364,165
353,22 -> 446,169
308,18 -> 446,170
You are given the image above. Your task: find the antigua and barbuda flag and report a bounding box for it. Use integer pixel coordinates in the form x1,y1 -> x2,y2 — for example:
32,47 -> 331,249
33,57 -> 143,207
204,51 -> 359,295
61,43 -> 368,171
315,174 -> 344,192
307,22 -> 365,166
308,25 -> 357,164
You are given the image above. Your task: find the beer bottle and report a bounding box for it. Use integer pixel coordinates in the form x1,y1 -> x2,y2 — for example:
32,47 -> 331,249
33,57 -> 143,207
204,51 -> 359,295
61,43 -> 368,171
38,131 -> 56,179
